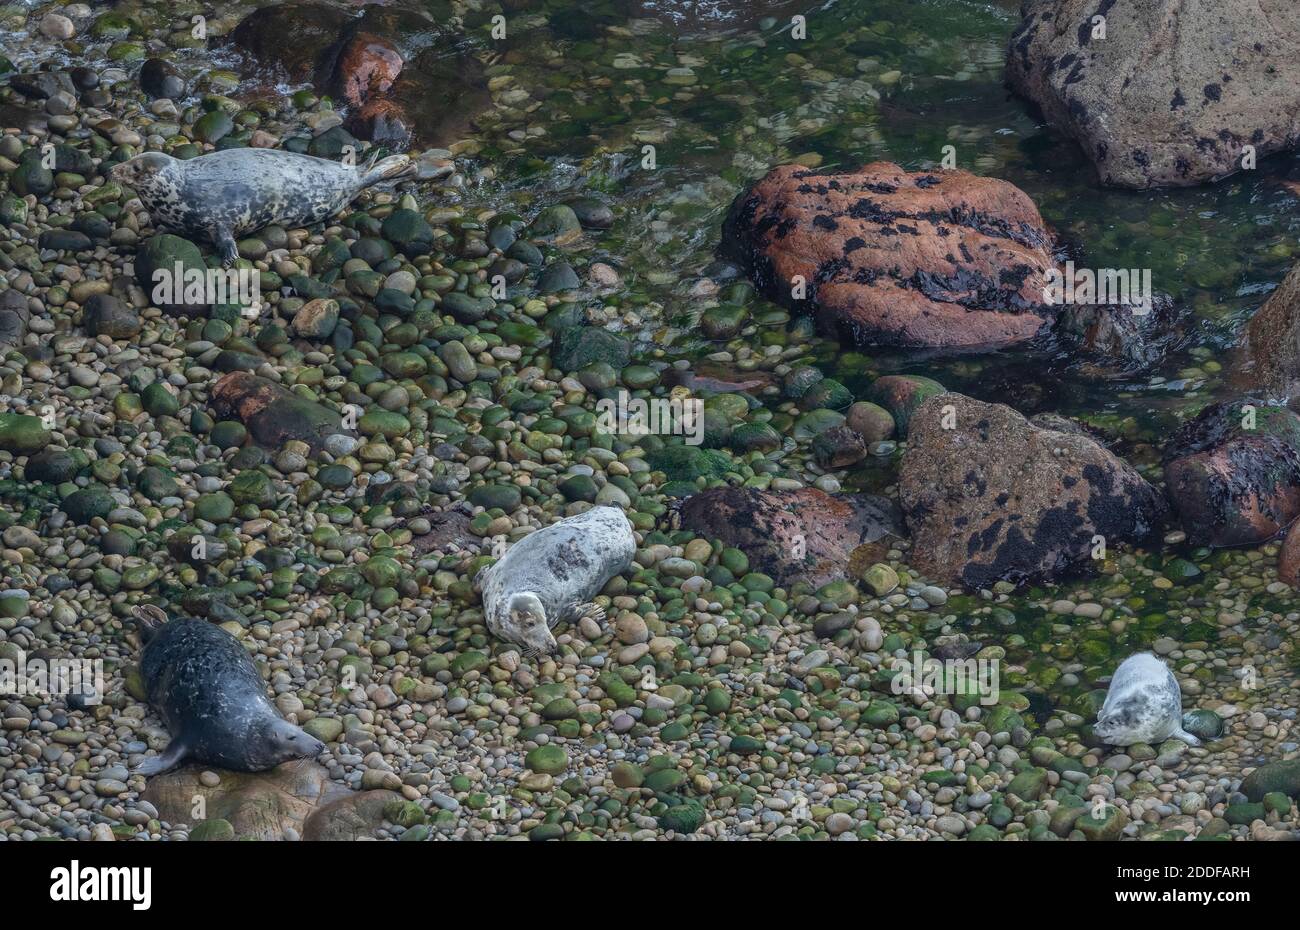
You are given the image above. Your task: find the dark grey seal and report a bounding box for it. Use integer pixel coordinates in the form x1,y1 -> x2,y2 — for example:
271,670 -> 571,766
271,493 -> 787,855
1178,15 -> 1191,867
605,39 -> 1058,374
130,604 -> 324,775
109,148 -> 418,265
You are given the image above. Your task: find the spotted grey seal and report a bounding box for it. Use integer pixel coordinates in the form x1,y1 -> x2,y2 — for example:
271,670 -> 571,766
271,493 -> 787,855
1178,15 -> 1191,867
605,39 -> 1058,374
130,604 -> 325,775
109,148 -> 418,266
478,505 -> 636,655
1093,652 -> 1201,747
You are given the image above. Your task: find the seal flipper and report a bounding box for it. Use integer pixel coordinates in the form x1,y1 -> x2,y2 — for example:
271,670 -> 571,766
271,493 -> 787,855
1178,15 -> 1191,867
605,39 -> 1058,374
131,603 -> 169,644
574,602 -> 606,625
132,738 -> 189,776
1171,726 -> 1201,747
360,154 -> 417,189
214,228 -> 239,267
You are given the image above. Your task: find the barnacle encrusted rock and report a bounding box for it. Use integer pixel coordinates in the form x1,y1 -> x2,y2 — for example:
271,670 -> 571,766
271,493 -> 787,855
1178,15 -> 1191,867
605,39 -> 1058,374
899,393 -> 1166,587
721,162 -> 1058,349
1006,0 -> 1300,189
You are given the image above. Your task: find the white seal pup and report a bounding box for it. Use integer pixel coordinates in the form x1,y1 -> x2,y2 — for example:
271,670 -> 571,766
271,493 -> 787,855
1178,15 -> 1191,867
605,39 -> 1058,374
109,148 -> 418,266
478,505 -> 636,655
1093,652 -> 1201,747
130,604 -> 325,775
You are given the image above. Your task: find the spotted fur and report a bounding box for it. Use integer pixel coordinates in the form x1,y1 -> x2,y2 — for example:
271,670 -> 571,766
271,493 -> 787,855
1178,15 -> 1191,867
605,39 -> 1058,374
478,506 -> 636,655
111,149 -> 416,265
1094,652 -> 1200,747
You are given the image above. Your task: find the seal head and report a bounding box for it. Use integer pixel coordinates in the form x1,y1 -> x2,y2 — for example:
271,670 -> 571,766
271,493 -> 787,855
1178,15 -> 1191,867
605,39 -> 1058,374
1094,652 -> 1201,747
498,591 -> 553,656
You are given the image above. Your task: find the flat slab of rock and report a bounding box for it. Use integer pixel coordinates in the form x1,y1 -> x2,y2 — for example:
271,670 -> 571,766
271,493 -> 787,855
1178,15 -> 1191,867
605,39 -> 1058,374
1007,0 -> 1300,189
677,486 -> 901,588
1241,260 -> 1300,398
899,393 -> 1165,588
142,761 -> 356,840
721,162 -> 1057,349
210,371 -> 343,453
1162,399 -> 1300,547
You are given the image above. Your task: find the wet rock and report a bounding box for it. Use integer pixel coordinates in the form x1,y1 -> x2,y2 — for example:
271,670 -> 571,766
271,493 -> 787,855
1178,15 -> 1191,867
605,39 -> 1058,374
1280,518 -> 1300,587
551,325 -> 631,371
291,298 -> 340,340
0,413 -> 52,455
1162,400 -> 1300,547
1241,759 -> 1300,802
331,9 -> 487,148
812,425 -> 866,468
210,372 -> 343,453
333,32 -> 404,108
1053,294 -> 1176,372
663,361 -> 777,395
0,290 -> 31,347
411,502 -> 477,554
866,375 -> 945,438
721,162 -> 1057,349
139,58 -> 185,100
135,234 -> 209,315
1241,260 -> 1300,398
227,2 -> 354,85
678,486 -> 901,587
844,401 -> 895,443
1006,0 -> 1300,189
899,393 -> 1166,588
23,449 -> 81,484
82,294 -> 141,340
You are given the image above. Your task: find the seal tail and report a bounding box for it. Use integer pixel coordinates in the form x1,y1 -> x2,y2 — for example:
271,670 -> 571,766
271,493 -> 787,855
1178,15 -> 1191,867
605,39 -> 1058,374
131,603 -> 169,644
360,154 -> 418,189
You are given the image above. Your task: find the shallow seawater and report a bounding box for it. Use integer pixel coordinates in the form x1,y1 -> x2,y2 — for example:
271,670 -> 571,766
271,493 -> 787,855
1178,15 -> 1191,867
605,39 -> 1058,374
425,0 -> 1300,432
447,0 -> 1299,710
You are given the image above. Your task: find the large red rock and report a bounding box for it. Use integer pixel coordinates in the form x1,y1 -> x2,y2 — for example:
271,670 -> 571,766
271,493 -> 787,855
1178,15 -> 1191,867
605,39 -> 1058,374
1007,0 -> 1300,189
677,486 -> 900,588
344,44 -> 488,148
1162,399 -> 1300,547
228,2 -> 487,147
899,393 -> 1166,588
334,32 -> 404,108
721,162 -> 1058,349
1241,260 -> 1300,398
1279,519 -> 1300,587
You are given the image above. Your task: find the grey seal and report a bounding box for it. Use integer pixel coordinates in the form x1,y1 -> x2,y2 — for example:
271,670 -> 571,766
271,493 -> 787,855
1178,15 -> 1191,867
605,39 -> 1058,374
478,505 -> 636,655
1093,652 -> 1201,747
129,604 -> 325,775
109,148 -> 418,266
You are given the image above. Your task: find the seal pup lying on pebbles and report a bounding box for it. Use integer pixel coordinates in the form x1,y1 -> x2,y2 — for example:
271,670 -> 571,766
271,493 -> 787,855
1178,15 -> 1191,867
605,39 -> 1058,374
478,505 -> 636,656
130,604 -> 325,775
110,148 -> 419,266
1093,652 -> 1201,747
